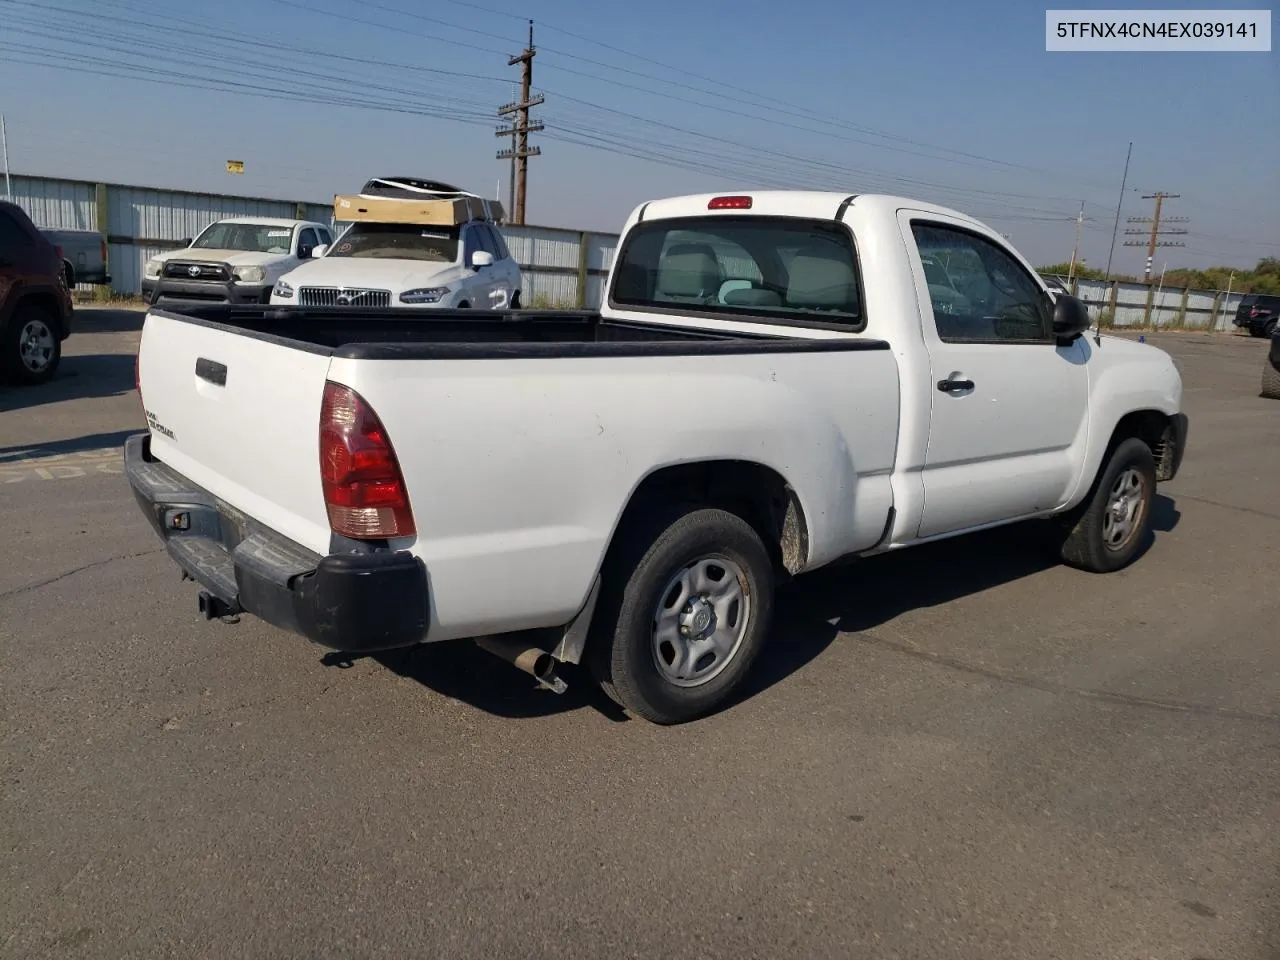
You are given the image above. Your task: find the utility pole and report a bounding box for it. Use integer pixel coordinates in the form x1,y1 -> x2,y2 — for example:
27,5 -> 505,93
1067,201 -> 1084,286
1123,191 -> 1187,281
495,20 -> 543,225
1218,270 -> 1235,331
1,115 -> 10,200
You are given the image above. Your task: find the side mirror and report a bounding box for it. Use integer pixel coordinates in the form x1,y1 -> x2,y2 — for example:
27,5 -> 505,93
472,250 -> 495,269
1052,293 -> 1092,344
180,237 -> 192,247
311,244 -> 328,259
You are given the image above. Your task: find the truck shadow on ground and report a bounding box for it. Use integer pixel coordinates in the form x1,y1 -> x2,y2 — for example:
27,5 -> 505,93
0,429 -> 139,462
0,354 -> 138,412
364,496 -> 1180,723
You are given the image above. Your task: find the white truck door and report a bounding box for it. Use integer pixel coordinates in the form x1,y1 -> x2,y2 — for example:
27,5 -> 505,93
900,211 -> 1090,539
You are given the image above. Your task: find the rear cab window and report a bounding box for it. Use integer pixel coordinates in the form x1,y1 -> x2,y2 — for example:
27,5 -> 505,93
610,216 -> 863,330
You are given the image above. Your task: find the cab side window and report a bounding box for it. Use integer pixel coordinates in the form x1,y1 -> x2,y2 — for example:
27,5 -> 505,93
297,228 -> 319,257
911,222 -> 1051,343
461,225 -> 478,266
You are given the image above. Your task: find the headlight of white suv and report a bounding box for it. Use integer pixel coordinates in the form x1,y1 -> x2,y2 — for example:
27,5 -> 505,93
144,259 -> 163,278
273,279 -> 294,299
399,286 -> 450,304
233,265 -> 267,283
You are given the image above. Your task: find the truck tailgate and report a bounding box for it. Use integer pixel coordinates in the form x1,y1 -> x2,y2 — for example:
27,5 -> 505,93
137,311 -> 334,555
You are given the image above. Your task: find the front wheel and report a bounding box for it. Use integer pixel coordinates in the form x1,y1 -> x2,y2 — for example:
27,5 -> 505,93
1059,437 -> 1156,573
587,505 -> 775,724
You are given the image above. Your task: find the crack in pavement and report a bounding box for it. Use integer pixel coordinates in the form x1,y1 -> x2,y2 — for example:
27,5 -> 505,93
0,549 -> 164,602
1175,493 -> 1280,523
855,631 -> 1280,726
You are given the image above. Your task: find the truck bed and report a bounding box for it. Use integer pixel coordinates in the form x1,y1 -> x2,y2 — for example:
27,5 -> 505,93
156,304 -> 889,359
137,302 -> 900,641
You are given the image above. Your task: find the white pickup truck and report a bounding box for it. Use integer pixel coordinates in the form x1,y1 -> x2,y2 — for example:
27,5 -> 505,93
126,191 -> 1188,724
141,217 -> 334,306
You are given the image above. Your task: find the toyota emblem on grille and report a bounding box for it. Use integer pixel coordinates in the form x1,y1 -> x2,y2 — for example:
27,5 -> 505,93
187,264 -> 202,277
336,292 -> 352,305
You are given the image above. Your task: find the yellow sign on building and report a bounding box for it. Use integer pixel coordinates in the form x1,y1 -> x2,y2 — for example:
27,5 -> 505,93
226,160 -> 245,174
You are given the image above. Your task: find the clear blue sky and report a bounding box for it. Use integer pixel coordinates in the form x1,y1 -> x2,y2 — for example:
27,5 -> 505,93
1,0 -> 1276,272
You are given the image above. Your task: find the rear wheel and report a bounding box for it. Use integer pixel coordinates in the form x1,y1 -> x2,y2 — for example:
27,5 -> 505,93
1263,319 -> 1277,339
510,290 -> 522,310
456,300 -> 470,309
1261,360 -> 1280,400
1059,437 -> 1156,573
586,504 -> 775,725
2,302 -> 62,385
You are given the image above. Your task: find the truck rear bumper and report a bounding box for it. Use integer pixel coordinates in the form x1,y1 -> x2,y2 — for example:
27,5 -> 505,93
124,433 -> 429,652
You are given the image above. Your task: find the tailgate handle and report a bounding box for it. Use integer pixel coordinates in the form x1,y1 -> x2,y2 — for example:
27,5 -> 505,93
195,357 -> 227,387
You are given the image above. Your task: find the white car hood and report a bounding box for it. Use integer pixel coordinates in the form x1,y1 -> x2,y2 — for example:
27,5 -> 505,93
282,257 -> 465,290
154,248 -> 294,267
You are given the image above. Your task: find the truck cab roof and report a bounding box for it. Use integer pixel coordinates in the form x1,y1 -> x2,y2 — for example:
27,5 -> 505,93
630,191 -> 989,229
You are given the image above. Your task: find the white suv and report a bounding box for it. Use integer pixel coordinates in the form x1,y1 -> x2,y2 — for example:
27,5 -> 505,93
142,218 -> 334,305
270,218 -> 522,310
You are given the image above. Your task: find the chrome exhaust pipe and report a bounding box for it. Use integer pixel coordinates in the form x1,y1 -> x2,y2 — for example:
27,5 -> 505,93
474,636 -> 567,694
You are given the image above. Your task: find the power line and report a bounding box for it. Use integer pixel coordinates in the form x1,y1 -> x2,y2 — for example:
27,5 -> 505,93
4,0 -> 1111,214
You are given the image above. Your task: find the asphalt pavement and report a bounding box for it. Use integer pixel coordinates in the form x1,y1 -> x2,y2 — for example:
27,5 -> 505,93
2,309 -> 1278,959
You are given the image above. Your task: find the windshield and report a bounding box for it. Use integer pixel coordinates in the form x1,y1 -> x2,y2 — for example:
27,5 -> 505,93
191,222 -> 295,253
327,223 -> 460,262
611,216 -> 862,326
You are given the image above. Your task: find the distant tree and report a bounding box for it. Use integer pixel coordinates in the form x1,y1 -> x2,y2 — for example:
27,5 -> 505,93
1037,261 -> 1109,280
1040,257 -> 1280,294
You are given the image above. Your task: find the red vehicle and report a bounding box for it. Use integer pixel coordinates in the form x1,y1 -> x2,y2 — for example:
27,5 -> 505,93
0,199 -> 74,384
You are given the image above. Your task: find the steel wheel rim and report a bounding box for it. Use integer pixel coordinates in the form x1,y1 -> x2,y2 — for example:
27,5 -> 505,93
1101,467 -> 1148,552
651,555 -> 751,688
19,319 -> 55,373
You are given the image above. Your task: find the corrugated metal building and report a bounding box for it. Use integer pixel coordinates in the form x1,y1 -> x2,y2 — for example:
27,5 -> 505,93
7,173 -> 1249,324
8,173 -> 618,308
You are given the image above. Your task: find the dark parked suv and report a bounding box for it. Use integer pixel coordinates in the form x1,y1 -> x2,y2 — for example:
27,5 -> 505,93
0,200 -> 74,385
1235,294 -> 1280,338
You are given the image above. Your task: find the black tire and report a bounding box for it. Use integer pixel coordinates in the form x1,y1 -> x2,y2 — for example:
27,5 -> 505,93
1250,325 -> 1268,338
456,301 -> 470,309
510,290 -> 521,310
586,504 -> 775,725
2,301 -> 63,385
1059,437 -> 1156,573
1263,319 -> 1277,339
1261,360 -> 1280,400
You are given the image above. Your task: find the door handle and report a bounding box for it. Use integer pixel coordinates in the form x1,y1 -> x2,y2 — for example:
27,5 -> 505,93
937,378 -> 975,393
195,357 -> 227,386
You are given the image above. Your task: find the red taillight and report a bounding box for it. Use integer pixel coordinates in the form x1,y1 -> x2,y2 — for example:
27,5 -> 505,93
1250,307 -> 1261,318
708,195 -> 752,210
319,381 -> 415,539
54,244 -> 63,259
